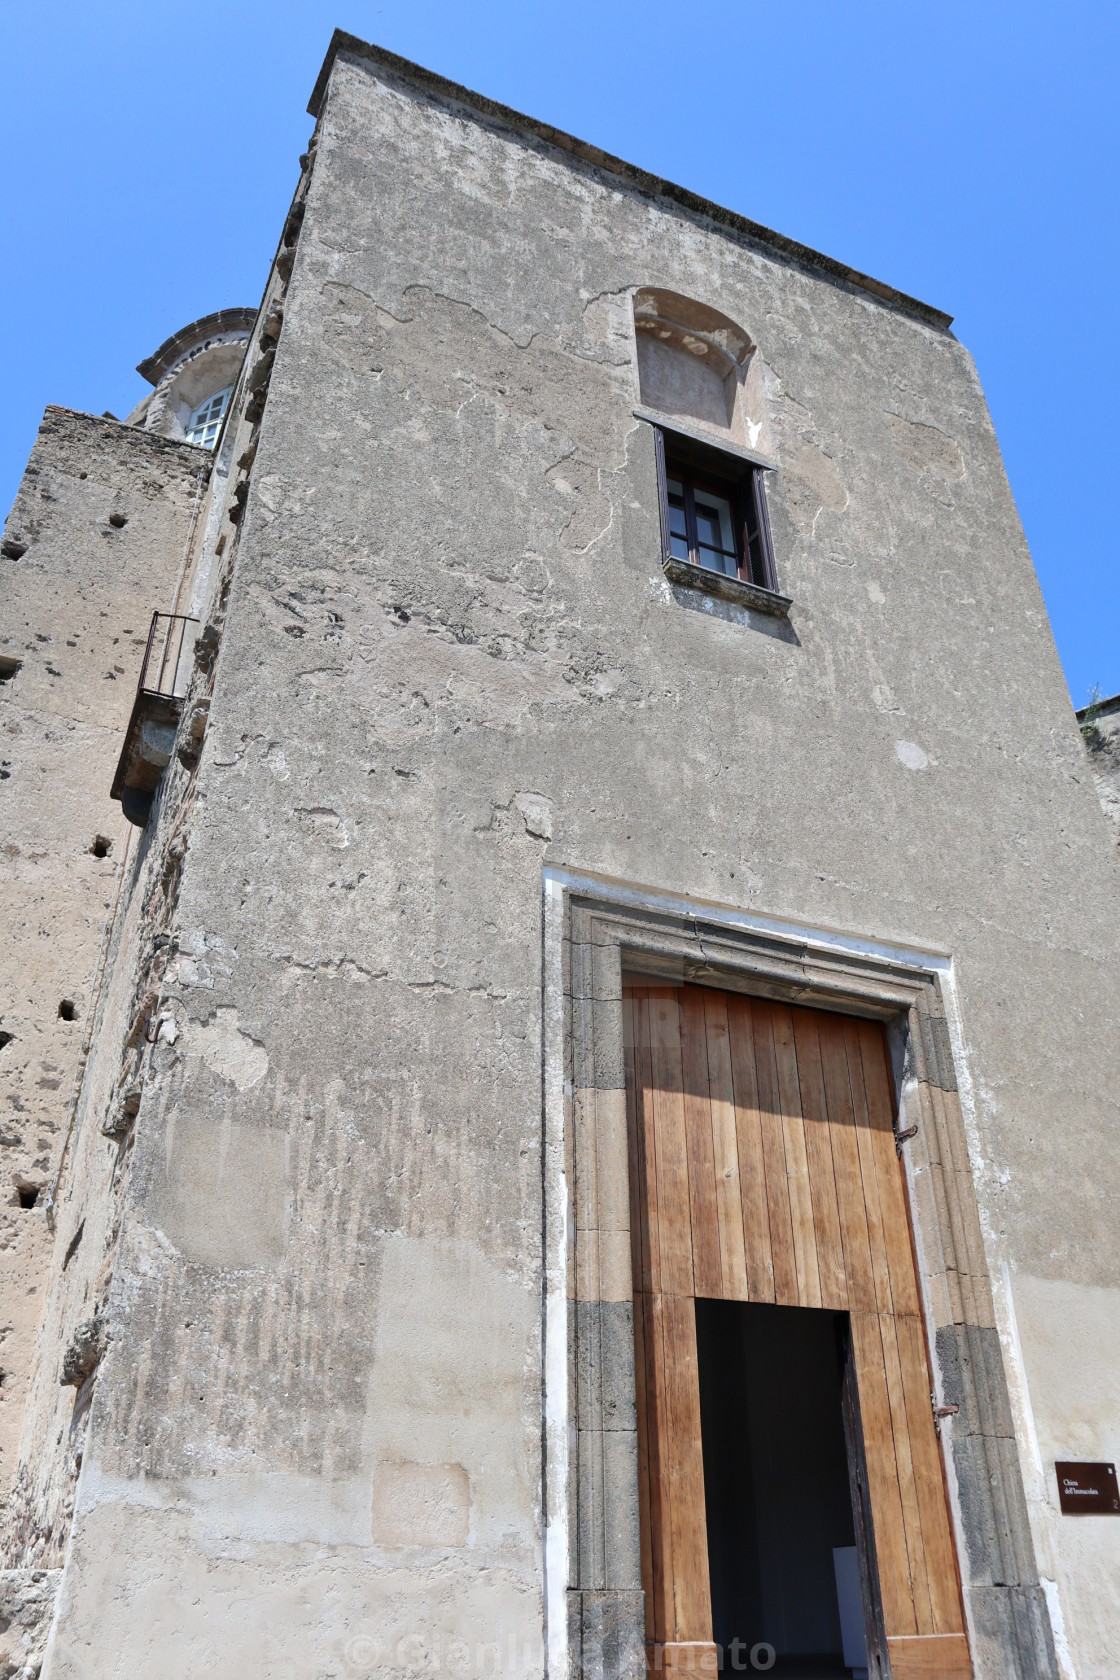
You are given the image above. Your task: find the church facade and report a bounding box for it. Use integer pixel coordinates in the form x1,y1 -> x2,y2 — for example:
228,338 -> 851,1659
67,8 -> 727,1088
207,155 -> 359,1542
2,32 -> 1119,1680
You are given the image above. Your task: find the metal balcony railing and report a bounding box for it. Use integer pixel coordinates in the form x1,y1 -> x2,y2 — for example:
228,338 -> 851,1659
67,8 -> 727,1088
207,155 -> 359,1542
137,612 -> 200,701
110,612 -> 201,822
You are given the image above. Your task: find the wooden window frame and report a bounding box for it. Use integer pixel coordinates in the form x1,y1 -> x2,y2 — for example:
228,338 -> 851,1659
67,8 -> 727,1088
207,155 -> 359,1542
654,425 -> 777,593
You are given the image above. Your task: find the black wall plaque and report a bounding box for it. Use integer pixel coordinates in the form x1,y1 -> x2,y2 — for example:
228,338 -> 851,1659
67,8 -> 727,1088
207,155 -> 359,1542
1055,1462 -> 1120,1514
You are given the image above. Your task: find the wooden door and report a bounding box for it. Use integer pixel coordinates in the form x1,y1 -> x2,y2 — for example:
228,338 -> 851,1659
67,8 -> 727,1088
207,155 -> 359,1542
624,984 -> 972,1680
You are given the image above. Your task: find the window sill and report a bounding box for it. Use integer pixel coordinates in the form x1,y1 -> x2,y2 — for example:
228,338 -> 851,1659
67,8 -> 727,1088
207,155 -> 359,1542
662,555 -> 792,618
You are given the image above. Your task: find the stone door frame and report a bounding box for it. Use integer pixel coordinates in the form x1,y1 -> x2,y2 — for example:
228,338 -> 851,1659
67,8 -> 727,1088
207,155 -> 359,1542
540,868 -> 1059,1680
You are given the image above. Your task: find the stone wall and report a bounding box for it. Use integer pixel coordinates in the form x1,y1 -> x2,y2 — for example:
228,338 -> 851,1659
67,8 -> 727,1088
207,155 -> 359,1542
0,410 -> 204,1555
0,1567 -> 61,1679
1077,693 -> 1120,852
21,37 -> 1120,1680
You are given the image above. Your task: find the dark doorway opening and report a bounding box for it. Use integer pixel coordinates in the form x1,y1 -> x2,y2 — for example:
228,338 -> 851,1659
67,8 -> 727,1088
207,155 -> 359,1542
696,1299 -> 871,1678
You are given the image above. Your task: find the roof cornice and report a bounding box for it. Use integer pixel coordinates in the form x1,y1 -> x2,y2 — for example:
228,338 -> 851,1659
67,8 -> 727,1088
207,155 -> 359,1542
308,31 -> 953,333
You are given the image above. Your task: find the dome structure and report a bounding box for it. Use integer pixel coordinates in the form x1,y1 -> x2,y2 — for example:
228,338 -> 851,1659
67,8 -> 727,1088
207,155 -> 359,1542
126,307 -> 256,447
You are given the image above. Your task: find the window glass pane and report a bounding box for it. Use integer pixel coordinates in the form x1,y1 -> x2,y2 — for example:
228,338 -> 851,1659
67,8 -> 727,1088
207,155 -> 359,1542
693,488 -> 737,575
186,386 -> 233,449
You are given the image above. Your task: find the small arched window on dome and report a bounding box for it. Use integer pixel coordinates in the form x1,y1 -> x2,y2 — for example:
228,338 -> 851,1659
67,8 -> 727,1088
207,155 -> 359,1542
185,386 -> 233,449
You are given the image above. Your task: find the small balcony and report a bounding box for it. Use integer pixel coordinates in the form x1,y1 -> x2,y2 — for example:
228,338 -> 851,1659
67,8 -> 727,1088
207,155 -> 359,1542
111,612 -> 199,826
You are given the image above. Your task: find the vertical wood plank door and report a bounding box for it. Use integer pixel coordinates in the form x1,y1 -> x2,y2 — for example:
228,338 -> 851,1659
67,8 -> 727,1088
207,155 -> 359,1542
624,984 -> 973,1680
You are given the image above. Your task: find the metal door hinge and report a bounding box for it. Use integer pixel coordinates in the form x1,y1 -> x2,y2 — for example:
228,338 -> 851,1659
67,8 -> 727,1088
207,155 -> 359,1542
932,1394 -> 959,1436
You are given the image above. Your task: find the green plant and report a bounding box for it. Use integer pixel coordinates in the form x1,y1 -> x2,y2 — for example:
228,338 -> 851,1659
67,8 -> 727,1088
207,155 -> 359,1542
1081,683 -> 1104,739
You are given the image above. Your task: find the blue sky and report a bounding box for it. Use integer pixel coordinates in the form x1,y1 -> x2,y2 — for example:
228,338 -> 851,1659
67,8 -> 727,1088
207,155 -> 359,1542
2,1 -> 1116,706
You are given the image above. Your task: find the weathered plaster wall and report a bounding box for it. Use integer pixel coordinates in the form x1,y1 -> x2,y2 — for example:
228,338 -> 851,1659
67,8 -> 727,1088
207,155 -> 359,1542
0,411 -> 205,1535
39,46 -> 1120,1680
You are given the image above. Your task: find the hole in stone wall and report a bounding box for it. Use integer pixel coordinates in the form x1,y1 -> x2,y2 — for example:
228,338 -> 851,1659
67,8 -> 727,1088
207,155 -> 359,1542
0,1031 -> 14,1051
58,999 -> 77,1022
0,656 -> 21,682
90,835 -> 112,858
17,1185 -> 40,1210
108,512 -> 129,529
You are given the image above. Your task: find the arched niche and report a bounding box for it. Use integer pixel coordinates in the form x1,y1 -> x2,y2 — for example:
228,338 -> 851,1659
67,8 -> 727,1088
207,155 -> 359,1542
126,309 -> 256,445
633,288 -> 773,457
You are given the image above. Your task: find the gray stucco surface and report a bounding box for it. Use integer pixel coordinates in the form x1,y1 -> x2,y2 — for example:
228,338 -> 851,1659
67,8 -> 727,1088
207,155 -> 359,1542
26,41 -> 1120,1680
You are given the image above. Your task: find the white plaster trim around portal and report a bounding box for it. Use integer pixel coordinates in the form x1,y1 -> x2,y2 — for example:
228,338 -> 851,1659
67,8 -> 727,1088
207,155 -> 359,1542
544,861 -> 956,973
541,871 -> 571,1680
